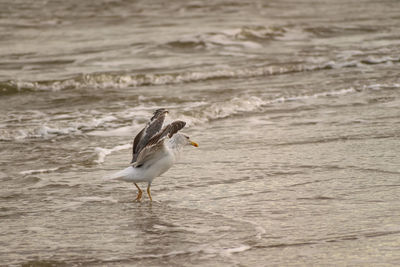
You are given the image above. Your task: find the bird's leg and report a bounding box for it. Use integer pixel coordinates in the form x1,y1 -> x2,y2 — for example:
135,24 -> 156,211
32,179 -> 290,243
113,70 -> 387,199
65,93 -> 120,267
134,183 -> 142,202
147,183 -> 152,202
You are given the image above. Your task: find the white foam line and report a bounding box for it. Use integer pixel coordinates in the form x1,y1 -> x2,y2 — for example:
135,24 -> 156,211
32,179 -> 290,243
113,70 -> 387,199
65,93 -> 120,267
94,143 -> 131,164
220,244 -> 252,256
270,87 -> 356,104
124,244 -> 250,261
179,88 -> 356,126
181,206 -> 267,241
20,167 -> 61,175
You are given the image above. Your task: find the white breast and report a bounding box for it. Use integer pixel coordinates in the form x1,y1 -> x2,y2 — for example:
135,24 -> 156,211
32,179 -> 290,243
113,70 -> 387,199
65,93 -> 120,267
142,149 -> 175,179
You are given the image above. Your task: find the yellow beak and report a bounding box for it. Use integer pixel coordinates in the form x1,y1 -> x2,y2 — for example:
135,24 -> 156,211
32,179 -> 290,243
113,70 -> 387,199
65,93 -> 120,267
190,141 -> 199,147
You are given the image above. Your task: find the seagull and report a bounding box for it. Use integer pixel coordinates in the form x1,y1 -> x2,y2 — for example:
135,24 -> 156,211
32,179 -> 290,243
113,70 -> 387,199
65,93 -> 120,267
110,109 -> 198,202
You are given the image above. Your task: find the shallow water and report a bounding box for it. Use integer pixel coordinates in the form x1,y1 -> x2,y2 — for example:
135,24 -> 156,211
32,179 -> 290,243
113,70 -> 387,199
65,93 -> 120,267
1,0 -> 400,266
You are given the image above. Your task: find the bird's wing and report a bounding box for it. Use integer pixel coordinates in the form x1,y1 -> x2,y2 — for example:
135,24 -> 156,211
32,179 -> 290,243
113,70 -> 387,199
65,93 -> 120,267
133,120 -> 186,167
132,127 -> 145,157
132,138 -> 166,168
146,120 -> 186,147
131,109 -> 168,163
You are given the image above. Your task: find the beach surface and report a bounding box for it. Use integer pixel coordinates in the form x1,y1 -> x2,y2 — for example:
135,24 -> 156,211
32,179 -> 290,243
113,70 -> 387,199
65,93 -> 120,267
1,0 -> 400,265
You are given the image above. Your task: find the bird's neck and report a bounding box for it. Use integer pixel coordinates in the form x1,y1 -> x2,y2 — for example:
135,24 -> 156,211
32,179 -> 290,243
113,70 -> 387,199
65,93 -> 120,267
169,140 -> 185,151
168,136 -> 185,156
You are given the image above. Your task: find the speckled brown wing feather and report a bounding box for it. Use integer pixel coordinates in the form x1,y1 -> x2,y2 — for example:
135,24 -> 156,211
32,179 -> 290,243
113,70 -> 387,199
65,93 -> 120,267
145,121 -> 186,147
133,120 -> 186,167
131,109 -> 168,163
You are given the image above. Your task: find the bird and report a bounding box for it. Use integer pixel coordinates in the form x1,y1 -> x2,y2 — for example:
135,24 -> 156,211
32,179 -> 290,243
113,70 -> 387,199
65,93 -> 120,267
110,109 -> 198,202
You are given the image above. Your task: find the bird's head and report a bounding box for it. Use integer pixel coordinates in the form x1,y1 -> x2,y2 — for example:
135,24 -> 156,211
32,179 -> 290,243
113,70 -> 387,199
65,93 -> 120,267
182,134 -> 199,147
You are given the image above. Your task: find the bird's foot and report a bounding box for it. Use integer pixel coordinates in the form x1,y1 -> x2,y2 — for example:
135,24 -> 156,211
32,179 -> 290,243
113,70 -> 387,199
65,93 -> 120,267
134,183 -> 143,202
134,191 -> 143,202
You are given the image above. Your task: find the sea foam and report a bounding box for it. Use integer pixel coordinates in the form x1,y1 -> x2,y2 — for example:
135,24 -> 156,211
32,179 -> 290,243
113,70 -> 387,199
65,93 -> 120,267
5,55 -> 399,93
94,144 -> 131,164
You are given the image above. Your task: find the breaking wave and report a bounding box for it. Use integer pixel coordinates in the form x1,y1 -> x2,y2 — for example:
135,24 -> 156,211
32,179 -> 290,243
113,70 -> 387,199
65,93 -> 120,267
0,85 -> 375,142
2,55 -> 399,95
0,113 -> 120,141
165,25 -> 287,50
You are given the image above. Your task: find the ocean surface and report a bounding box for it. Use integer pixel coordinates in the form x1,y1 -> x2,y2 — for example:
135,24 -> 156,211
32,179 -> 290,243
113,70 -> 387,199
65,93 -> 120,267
1,0 -> 400,265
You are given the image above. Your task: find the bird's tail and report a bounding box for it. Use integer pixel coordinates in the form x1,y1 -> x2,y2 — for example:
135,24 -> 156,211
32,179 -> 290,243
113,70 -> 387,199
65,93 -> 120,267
108,166 -> 135,181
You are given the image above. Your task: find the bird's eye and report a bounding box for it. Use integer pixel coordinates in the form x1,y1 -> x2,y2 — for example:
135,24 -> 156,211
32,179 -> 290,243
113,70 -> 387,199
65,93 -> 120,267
186,136 -> 189,139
